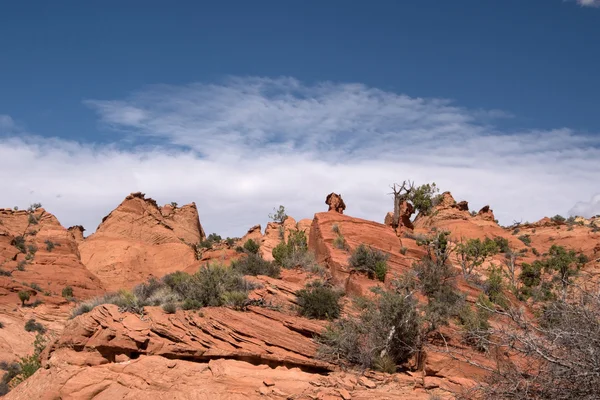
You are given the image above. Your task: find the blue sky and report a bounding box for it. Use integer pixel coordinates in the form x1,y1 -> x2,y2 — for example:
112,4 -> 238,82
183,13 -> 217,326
1,1 -> 599,236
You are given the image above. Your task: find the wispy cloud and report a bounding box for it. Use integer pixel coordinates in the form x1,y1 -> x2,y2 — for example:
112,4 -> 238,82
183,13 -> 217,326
2,77 -> 599,236
568,0 -> 600,8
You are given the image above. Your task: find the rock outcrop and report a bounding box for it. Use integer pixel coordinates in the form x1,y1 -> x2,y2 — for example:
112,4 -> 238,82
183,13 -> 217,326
309,212 -> 421,295
0,208 -> 104,362
78,193 -> 205,290
326,193 -> 346,214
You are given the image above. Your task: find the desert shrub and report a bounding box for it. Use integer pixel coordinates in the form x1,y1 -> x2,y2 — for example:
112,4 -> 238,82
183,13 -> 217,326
187,263 -> 251,307
333,235 -> 348,250
0,361 -> 20,395
44,239 -> 57,252
493,236 -> 510,253
222,290 -> 247,309
27,244 -> 37,255
18,333 -> 45,382
29,282 -> 42,291
400,246 -> 408,255
295,281 -> 343,320
268,205 -> 288,223
181,298 -> 202,310
318,287 -> 420,368
349,244 -> 389,282
551,215 -> 566,223
0,269 -> 11,276
12,236 -> 26,253
518,234 -> 531,246
272,229 -> 320,271
242,239 -> 260,254
455,237 -> 499,278
162,302 -> 177,314
62,286 -> 74,298
235,246 -> 244,253
230,253 -> 280,278
484,266 -> 505,306
24,319 -> 45,334
18,290 -> 30,306
457,294 -> 492,352
373,354 -> 397,373
414,257 -> 463,331
72,265 -> 254,318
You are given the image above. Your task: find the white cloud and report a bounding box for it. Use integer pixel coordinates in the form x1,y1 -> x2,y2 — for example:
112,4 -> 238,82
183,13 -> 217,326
576,0 -> 600,7
2,77 -> 600,237
569,194 -> 600,218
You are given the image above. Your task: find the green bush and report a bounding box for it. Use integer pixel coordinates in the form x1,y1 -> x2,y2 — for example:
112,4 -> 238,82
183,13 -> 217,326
24,319 -> 45,334
493,236 -> 510,253
18,291 -> 30,306
318,287 -> 420,368
162,302 -> 177,314
230,253 -> 280,278
485,266 -> 505,306
243,239 -> 260,254
455,237 -> 499,278
272,229 -> 320,271
400,246 -> 408,255
12,236 -> 26,253
62,286 -> 74,298
295,281 -> 343,320
518,234 -> 532,246
349,244 -> 389,282
458,294 -> 492,352
71,264 -> 255,318
181,298 -> 202,310
0,269 -> 11,276
551,215 -> 566,223
333,235 -> 348,250
45,240 -> 57,252
29,282 -> 42,291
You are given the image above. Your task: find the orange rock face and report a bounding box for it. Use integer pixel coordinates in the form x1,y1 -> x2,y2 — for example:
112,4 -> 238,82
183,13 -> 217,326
78,193 -> 205,290
309,212 -> 423,296
0,208 -> 105,362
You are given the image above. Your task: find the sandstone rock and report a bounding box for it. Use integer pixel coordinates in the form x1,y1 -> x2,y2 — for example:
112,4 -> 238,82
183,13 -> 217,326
79,192 -> 205,289
358,377 -> 376,389
309,212 -> 417,295
326,193 -> 346,214
67,225 -> 85,243
48,304 -> 330,371
455,201 -> 469,212
0,208 -> 104,363
476,205 -> 495,222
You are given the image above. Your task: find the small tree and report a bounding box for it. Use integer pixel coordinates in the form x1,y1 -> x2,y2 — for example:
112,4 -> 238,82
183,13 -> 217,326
268,205 -> 288,223
455,237 -> 499,278
62,286 -> 74,298
544,245 -> 584,298
18,291 -> 30,306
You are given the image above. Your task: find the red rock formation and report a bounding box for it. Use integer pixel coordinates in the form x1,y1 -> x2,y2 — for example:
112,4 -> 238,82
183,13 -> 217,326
309,212 -> 420,295
325,193 -> 346,214
0,208 -> 104,362
476,205 -> 495,222
78,193 -> 205,290
67,225 -> 85,243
